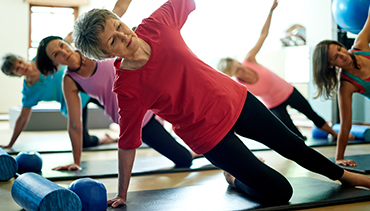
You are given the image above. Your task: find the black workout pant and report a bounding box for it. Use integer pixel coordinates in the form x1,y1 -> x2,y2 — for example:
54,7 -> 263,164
81,99 -> 102,148
204,92 -> 344,203
270,87 -> 326,139
142,115 -> 193,168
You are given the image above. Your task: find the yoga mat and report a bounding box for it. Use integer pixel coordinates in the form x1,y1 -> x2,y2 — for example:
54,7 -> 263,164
40,154 -> 217,181
106,177 -> 370,211
328,154 -> 370,174
3,132 -> 148,155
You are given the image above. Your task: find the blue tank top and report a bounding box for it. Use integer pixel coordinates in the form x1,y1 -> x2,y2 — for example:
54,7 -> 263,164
341,51 -> 370,99
22,63 -> 90,116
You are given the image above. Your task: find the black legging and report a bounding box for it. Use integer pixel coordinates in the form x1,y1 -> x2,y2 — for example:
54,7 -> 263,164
141,115 -> 193,168
270,87 -> 326,139
81,98 -> 103,148
204,92 -> 344,203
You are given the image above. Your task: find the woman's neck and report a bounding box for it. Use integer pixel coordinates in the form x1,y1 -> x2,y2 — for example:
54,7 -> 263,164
121,39 -> 151,70
25,62 -> 41,85
70,53 -> 96,78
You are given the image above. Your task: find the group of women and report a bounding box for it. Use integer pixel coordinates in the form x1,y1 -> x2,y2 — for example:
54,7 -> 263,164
2,0 -> 370,208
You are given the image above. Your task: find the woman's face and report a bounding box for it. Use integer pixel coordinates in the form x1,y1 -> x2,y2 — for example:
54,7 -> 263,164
13,57 -> 32,76
327,44 -> 351,68
45,39 -> 79,66
98,18 -> 139,59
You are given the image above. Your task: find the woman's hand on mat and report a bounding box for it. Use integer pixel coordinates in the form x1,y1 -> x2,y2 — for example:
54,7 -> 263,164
336,159 -> 357,166
52,163 -> 81,171
108,195 -> 126,208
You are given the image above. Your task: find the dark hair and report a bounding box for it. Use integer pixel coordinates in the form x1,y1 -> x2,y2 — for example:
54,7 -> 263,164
36,35 -> 63,75
1,53 -> 21,77
312,40 -> 359,99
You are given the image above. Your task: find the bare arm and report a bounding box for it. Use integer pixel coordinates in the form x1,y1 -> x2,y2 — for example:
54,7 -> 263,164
336,81 -> 359,166
108,148 -> 136,207
245,0 -> 278,63
53,75 -> 83,171
353,6 -> 370,51
112,0 -> 132,17
0,107 -> 32,148
66,0 -> 132,44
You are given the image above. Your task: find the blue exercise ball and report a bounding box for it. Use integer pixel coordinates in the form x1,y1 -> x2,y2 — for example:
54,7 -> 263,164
332,0 -> 370,34
68,177 -> 107,211
15,151 -> 43,173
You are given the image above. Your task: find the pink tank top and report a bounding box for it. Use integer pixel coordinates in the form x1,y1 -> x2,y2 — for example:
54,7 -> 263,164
66,59 -> 153,127
236,60 -> 293,109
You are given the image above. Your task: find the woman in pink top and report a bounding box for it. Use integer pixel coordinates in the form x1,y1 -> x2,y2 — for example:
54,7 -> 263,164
218,0 -> 341,140
72,0 -> 370,207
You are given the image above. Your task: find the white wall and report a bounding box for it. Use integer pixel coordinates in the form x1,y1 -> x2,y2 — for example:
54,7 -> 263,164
0,0 -> 335,114
0,0 -> 29,113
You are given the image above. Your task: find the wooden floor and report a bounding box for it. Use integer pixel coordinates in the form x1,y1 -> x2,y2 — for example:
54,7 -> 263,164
1,120 -> 370,211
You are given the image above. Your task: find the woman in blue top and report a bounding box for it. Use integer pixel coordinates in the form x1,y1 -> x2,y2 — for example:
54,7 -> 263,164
0,53 -> 116,149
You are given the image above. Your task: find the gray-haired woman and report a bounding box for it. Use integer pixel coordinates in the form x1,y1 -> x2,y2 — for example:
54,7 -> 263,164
73,0 -> 370,208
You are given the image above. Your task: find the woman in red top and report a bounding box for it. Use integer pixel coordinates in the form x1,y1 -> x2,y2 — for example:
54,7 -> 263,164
72,0 -> 370,207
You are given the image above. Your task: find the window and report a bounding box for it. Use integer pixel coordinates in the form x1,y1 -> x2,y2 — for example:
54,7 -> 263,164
29,5 -> 78,60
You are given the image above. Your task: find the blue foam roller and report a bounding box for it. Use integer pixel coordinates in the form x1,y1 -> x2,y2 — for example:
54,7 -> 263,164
69,177 -> 107,211
11,172 -> 82,211
311,126 -> 329,139
0,148 -> 17,181
333,124 -> 370,141
15,151 -> 43,173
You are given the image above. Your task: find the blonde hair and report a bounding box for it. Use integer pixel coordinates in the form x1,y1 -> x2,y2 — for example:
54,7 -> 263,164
217,57 -> 236,76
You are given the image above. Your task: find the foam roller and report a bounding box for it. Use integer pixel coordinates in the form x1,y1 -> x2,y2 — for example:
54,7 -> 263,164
333,124 -> 370,141
311,126 -> 329,139
11,172 -> 82,211
0,147 -> 18,181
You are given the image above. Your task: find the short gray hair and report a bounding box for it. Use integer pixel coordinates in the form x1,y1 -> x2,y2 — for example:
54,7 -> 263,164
1,53 -> 20,77
73,8 -> 120,60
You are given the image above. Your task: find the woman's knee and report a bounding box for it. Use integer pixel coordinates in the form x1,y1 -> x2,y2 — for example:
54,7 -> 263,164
235,178 -> 293,203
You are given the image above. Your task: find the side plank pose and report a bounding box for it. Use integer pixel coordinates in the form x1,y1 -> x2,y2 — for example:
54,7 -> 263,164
312,6 -> 370,167
36,35 -> 198,171
0,54 -> 113,150
73,0 -> 370,207
35,0 -> 198,171
217,0 -> 348,141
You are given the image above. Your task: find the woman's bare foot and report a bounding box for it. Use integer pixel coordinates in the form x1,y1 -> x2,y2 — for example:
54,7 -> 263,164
223,171 -> 236,188
109,123 -> 120,132
189,150 -> 203,159
99,134 -> 118,145
257,156 -> 265,163
340,170 -> 370,188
